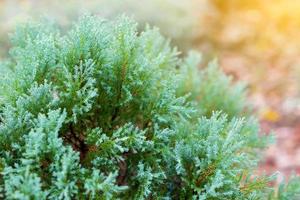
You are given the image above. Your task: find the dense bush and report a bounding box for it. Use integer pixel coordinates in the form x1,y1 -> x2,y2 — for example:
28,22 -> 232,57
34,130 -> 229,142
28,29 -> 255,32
0,15 -> 299,199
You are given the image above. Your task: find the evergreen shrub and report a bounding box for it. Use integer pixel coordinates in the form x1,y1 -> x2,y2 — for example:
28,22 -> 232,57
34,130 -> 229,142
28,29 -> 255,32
0,15 -> 299,200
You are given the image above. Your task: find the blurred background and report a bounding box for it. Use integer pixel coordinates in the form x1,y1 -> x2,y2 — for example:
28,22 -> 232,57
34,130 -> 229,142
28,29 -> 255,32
1,0 -> 300,179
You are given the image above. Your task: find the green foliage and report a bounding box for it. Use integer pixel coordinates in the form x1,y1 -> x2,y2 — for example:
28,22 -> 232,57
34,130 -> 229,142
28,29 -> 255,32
177,51 -> 248,118
0,15 -> 299,199
269,176 -> 300,200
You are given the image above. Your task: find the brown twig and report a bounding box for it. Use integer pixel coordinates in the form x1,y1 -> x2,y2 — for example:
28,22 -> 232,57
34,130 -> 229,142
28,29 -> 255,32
69,123 -> 89,162
116,152 -> 131,186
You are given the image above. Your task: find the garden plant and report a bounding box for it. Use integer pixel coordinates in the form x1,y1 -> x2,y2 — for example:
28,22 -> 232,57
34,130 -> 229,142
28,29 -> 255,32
0,15 -> 299,199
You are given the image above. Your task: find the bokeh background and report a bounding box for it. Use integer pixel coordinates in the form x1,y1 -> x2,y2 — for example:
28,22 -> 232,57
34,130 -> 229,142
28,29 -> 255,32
1,0 -> 300,179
